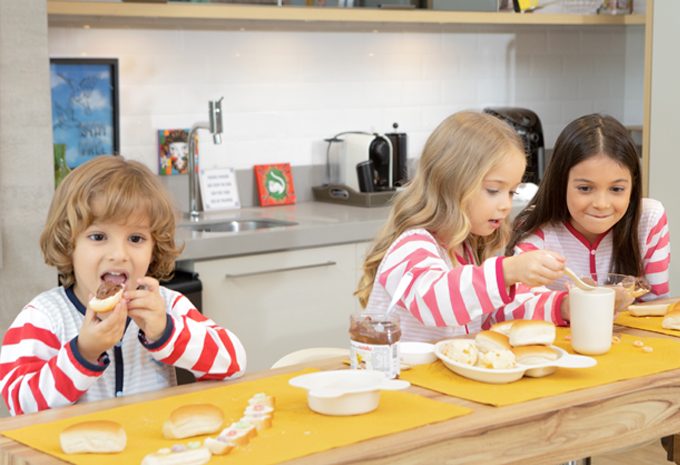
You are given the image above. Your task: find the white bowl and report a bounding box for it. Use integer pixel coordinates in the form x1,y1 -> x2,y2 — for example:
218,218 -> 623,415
400,342 -> 437,366
289,370 -> 410,416
434,339 -> 596,384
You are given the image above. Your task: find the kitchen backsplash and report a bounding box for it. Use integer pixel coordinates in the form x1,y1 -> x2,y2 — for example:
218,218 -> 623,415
48,23 -> 644,178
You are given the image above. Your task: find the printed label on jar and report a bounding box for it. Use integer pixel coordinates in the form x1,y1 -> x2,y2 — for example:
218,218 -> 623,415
349,340 -> 400,379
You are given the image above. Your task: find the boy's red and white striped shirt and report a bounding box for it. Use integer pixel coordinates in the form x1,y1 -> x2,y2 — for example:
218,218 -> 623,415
0,286 -> 246,416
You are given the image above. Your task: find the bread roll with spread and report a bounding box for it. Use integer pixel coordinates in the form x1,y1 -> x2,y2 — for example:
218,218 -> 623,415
162,404 -> 224,439
662,308 -> 680,330
88,282 -> 124,313
60,420 -> 126,454
475,349 -> 516,369
508,320 -> 556,347
489,320 -> 514,336
475,330 -> 511,353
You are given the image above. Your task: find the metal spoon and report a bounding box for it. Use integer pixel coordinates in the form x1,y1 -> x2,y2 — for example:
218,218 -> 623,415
563,267 -> 597,291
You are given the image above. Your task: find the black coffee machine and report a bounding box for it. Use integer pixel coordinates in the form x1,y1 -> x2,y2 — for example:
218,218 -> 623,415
368,123 -> 408,191
483,107 -> 545,184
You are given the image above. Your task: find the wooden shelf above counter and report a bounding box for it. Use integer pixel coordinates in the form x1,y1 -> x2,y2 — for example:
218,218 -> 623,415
47,1 -> 646,29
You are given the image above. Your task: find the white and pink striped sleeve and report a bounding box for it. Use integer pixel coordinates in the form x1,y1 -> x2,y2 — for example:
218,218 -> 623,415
377,232 -> 513,328
492,284 -> 568,327
143,294 -> 246,381
640,200 -> 670,300
0,307 -> 104,415
504,229 -> 568,326
513,227 -> 545,255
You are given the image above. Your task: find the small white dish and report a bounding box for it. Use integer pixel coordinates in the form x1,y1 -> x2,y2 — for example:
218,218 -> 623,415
289,370 -> 410,416
400,342 -> 437,366
434,339 -> 596,384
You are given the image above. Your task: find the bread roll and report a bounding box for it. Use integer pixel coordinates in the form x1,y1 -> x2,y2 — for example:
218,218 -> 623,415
508,320 -> 556,347
512,345 -> 559,365
60,420 -> 126,454
475,330 -> 511,353
162,404 -> 224,439
88,282 -> 124,313
662,308 -> 680,330
628,303 -> 670,317
489,320 -> 514,336
141,445 -> 211,465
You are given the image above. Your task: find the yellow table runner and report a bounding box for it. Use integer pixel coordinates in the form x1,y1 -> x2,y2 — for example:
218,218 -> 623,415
1,369 -> 471,465
616,310 -> 680,337
401,328 -> 680,407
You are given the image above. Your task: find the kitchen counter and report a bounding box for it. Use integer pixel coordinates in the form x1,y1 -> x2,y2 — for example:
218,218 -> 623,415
176,200 -> 529,262
175,202 -> 391,262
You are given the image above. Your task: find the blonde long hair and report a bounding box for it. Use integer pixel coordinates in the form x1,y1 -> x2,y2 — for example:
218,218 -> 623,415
355,111 -> 524,308
40,156 -> 183,287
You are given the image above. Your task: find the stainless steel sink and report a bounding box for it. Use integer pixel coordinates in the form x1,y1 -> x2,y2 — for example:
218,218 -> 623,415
185,218 -> 298,233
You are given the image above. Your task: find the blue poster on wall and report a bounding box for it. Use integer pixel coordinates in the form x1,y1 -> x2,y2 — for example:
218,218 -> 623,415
49,58 -> 120,169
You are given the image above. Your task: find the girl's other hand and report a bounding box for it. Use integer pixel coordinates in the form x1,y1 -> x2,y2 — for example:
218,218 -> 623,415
613,285 -> 635,314
504,250 -> 566,288
125,277 -> 167,342
78,298 -> 128,365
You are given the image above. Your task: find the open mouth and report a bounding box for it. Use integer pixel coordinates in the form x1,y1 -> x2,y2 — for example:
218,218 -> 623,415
100,271 -> 128,287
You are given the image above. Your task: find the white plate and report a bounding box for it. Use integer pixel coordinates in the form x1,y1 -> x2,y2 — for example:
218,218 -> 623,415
289,370 -> 410,415
434,339 -> 596,384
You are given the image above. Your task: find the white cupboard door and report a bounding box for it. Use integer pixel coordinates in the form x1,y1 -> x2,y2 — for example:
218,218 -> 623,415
194,244 -> 356,371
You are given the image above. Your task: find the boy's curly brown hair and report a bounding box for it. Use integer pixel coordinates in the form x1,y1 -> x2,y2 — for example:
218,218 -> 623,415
40,156 -> 183,287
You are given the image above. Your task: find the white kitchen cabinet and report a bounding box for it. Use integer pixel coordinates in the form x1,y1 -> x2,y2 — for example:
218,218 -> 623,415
194,242 -> 367,372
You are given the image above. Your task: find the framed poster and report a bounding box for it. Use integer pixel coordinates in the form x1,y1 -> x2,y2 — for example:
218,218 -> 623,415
158,128 -> 196,176
254,163 -> 296,207
50,58 -> 120,169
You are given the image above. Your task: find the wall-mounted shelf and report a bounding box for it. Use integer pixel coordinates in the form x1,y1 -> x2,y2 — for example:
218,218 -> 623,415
47,1 -> 645,29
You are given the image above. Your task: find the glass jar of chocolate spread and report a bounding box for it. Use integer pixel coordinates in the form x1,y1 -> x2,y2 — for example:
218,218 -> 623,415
349,313 -> 401,379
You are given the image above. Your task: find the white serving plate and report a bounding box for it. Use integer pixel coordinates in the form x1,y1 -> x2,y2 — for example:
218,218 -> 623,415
289,370 -> 410,416
434,339 -> 596,384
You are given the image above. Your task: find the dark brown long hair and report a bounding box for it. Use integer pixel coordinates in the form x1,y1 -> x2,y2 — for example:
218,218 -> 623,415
505,114 -> 642,277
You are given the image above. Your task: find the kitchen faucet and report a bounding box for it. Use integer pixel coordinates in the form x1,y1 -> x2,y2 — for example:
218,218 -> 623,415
187,97 -> 224,221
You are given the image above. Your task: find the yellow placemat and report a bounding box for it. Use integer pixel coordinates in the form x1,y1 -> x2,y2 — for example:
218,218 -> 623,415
1,369 -> 471,465
616,310 -> 680,337
401,328 -> 680,407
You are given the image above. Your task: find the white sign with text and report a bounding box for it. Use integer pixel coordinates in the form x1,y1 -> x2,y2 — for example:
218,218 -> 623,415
199,167 -> 241,211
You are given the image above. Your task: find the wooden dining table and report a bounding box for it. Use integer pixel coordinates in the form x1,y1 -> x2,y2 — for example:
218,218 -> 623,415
1,325 -> 679,465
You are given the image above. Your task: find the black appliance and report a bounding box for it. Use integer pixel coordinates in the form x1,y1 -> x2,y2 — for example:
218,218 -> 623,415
161,269 -> 202,385
385,123 -> 408,188
483,107 -> 545,184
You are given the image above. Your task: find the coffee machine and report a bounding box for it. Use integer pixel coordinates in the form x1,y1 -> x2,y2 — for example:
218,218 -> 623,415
326,126 -> 408,193
483,107 -> 545,184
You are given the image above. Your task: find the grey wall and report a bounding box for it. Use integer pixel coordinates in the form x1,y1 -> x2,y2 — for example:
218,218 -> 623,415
0,0 -> 56,416
648,0 -> 680,294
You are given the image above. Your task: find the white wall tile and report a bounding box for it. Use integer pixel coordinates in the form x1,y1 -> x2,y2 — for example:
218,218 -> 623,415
48,25 -> 643,173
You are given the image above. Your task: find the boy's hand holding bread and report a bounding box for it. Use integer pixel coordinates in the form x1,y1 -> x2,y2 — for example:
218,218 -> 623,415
125,277 -> 168,342
78,282 -> 128,364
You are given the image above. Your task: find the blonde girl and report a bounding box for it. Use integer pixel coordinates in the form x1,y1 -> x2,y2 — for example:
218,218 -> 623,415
356,111 -> 567,342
